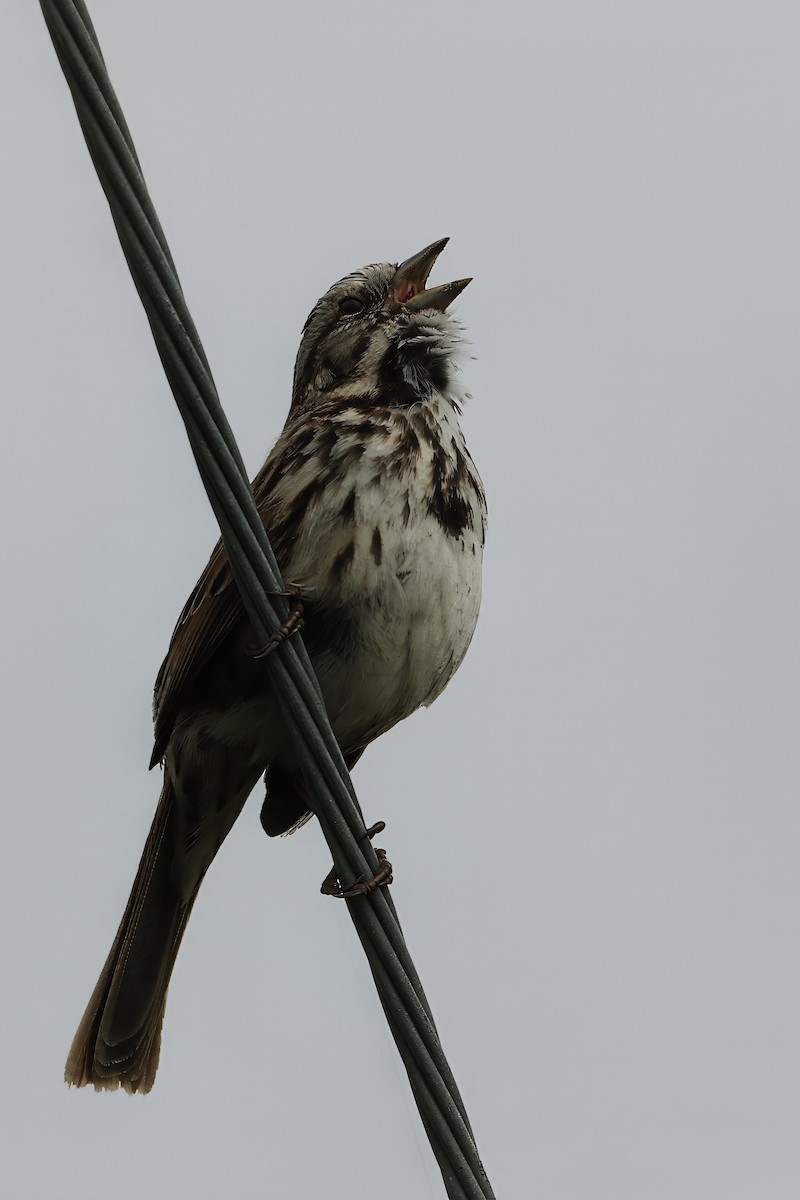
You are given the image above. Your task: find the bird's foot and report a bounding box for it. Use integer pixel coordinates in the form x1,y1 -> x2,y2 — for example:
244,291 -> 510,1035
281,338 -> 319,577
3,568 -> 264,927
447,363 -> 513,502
321,821 -> 394,898
247,585 -> 305,658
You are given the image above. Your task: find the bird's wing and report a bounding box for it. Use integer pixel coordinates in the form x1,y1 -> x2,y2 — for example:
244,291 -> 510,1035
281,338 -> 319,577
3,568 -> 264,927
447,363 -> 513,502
150,538 -> 240,767
150,439 -> 298,767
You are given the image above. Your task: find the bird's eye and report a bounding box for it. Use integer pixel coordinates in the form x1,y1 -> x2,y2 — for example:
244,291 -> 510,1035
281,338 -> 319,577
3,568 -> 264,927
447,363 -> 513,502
338,297 -> 364,316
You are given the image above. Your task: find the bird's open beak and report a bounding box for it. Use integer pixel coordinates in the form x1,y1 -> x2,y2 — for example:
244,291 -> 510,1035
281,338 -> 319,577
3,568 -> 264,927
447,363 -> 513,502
392,238 -> 471,312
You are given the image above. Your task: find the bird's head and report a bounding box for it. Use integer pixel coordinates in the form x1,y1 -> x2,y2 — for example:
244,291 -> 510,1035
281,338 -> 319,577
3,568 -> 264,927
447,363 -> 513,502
290,238 -> 470,415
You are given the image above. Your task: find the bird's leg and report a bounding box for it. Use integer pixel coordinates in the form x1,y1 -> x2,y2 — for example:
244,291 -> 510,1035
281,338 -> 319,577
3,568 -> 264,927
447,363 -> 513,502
247,584 -> 305,658
320,821 -> 394,898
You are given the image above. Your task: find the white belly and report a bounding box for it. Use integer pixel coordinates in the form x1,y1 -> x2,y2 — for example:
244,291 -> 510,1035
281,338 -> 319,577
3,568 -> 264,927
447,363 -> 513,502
315,509 -> 483,750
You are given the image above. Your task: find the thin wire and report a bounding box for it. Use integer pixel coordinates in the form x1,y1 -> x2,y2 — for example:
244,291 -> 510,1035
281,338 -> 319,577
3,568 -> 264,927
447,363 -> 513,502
39,3 -> 496,1196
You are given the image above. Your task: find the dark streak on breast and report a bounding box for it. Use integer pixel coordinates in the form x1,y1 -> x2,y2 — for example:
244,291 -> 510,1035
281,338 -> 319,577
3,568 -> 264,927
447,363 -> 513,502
283,475 -> 326,528
426,432 -> 484,540
340,487 -> 356,520
428,484 -> 473,539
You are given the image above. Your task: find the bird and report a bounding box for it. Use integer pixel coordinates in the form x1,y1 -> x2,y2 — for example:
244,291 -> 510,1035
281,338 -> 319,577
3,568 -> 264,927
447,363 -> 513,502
65,238 -> 486,1093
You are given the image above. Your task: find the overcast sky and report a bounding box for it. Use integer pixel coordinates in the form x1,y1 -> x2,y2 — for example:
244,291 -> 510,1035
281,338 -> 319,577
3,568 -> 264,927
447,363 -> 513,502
2,3 -> 799,1197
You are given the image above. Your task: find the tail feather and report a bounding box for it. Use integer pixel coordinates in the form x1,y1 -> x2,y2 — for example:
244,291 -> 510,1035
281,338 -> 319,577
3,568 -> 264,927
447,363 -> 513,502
65,779 -> 197,1094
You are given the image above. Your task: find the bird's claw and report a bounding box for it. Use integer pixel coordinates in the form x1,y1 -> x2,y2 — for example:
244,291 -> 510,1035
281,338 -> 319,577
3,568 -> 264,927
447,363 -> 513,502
321,822 -> 394,898
247,586 -> 305,658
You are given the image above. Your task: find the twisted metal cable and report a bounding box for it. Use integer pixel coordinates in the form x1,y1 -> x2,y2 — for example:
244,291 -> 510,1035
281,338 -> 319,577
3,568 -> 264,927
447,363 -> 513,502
39,4 -> 496,1196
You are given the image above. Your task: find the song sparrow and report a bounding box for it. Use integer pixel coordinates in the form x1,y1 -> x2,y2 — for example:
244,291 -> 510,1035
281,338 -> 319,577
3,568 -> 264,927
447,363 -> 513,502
65,238 -> 486,1093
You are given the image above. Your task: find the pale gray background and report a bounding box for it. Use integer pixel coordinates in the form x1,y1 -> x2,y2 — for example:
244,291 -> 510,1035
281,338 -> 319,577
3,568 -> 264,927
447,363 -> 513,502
2,2 -> 798,1197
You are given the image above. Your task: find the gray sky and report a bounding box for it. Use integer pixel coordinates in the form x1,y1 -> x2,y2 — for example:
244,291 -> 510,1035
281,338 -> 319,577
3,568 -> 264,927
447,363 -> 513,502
2,2 -> 799,1196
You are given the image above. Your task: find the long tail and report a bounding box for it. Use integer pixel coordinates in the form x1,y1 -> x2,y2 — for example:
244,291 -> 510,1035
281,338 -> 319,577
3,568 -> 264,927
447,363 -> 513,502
65,778 -> 196,1093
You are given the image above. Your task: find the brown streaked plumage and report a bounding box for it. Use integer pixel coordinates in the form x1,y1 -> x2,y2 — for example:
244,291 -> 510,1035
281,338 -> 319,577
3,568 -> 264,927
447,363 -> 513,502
66,239 -> 486,1093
